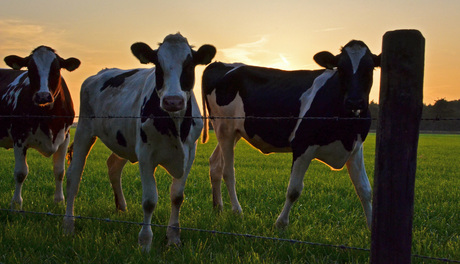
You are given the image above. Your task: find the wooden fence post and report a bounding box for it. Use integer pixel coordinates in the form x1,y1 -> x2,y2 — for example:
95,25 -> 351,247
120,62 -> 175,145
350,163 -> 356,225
370,30 -> 425,263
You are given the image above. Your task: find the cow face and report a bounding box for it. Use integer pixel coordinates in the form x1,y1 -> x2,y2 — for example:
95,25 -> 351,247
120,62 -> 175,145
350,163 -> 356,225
314,40 -> 380,116
131,33 -> 216,113
4,46 -> 81,107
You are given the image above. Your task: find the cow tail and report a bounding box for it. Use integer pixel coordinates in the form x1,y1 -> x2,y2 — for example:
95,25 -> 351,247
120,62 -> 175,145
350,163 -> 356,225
66,141 -> 74,165
201,88 -> 209,144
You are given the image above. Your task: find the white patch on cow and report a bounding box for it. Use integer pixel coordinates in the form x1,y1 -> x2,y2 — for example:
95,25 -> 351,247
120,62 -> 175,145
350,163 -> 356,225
28,126 -> 68,157
344,45 -> 367,74
223,63 -> 246,77
32,47 -> 57,93
289,69 -> 336,141
2,72 -> 28,109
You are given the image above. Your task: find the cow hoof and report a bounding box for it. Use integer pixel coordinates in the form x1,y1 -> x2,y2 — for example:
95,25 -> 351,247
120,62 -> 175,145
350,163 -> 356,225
63,217 -> 75,234
10,199 -> 23,211
274,219 -> 289,229
138,227 -> 153,252
166,223 -> 181,246
116,204 -> 128,212
232,206 -> 243,215
54,195 -> 65,204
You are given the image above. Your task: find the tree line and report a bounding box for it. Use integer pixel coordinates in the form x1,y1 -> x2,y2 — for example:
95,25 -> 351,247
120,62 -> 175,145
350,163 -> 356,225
369,98 -> 460,133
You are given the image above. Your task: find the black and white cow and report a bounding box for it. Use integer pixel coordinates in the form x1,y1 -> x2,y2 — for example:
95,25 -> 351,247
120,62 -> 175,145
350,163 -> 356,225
0,46 -> 80,209
63,33 -> 216,251
201,40 -> 380,229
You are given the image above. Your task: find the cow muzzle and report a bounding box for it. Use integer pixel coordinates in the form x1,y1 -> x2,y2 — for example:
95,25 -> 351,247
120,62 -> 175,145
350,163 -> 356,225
33,92 -> 54,106
162,95 -> 185,112
345,98 -> 366,116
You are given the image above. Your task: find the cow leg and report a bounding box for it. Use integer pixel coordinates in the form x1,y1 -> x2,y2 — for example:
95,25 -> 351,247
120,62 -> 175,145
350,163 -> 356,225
220,136 -> 242,214
275,149 -> 314,228
63,130 -> 97,234
346,145 -> 372,229
166,143 -> 196,246
209,144 -> 224,210
52,132 -> 71,204
137,157 -> 158,252
106,153 -> 128,211
11,145 -> 29,210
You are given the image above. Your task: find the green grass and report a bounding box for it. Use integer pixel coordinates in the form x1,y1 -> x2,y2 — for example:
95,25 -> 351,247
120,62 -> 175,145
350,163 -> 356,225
0,131 -> 458,263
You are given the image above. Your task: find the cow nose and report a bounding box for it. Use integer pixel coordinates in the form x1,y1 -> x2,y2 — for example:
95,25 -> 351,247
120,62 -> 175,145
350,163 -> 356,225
345,98 -> 365,111
34,92 -> 54,106
162,95 -> 185,112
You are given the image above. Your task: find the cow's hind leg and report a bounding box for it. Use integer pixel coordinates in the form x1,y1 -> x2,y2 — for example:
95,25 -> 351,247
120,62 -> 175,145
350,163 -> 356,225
275,149 -> 314,228
107,153 -> 128,211
346,146 -> 372,229
209,144 -> 224,210
11,145 -> 29,210
52,132 -> 71,204
63,128 -> 97,234
220,136 -> 242,214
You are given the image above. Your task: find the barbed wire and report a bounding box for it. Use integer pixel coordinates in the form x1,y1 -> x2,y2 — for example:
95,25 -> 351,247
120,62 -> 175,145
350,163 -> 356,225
0,208 -> 458,263
0,114 -> 459,121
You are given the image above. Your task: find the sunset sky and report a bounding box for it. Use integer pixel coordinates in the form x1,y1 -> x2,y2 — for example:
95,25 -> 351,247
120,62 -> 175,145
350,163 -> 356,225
1,1 -> 459,114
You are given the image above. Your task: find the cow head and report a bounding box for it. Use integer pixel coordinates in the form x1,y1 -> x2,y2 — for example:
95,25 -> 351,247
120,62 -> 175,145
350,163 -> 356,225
131,33 -> 216,113
4,46 -> 81,107
314,40 -> 380,116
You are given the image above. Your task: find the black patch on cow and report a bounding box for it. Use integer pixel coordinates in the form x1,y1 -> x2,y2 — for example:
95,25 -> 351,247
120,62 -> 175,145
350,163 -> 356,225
290,74 -> 371,161
179,55 -> 195,92
203,63 -> 324,148
100,70 -> 139,92
140,128 -> 147,143
116,130 -> 127,147
140,90 -> 177,137
180,97 -> 193,142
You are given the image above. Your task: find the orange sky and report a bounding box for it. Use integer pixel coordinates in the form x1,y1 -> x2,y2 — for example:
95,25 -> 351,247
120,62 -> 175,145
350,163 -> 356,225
1,1 -> 459,114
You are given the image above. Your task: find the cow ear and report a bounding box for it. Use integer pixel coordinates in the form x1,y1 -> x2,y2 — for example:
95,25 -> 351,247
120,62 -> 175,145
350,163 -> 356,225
373,53 -> 381,68
61,57 -> 81,72
313,51 -> 337,69
131,42 -> 157,64
4,55 -> 29,70
193,45 -> 216,65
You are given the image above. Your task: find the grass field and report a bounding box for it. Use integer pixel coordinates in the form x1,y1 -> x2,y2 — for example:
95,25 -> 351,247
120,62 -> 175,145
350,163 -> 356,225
0,131 -> 458,263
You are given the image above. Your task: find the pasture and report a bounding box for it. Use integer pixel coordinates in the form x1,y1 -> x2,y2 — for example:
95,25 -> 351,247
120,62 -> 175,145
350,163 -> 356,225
0,130 -> 458,263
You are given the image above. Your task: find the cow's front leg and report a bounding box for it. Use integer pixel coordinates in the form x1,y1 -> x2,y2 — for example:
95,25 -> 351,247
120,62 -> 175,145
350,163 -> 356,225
11,145 -> 29,210
275,149 -> 313,228
167,175 -> 187,246
63,132 -> 97,234
52,132 -> 71,204
346,145 -> 372,229
138,158 -> 158,252
166,144 -> 196,246
107,153 -> 128,211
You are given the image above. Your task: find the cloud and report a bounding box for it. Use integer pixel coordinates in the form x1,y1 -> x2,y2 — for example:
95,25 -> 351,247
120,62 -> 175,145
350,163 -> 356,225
220,36 -> 270,65
220,36 -> 292,69
313,27 -> 345,33
0,19 -> 68,55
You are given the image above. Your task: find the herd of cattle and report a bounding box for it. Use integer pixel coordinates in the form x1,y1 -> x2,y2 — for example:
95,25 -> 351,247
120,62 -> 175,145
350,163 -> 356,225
0,33 -> 380,251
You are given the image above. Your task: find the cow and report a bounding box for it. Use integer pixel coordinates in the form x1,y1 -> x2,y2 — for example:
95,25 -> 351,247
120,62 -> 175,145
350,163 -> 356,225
0,46 -> 80,209
63,33 -> 216,251
201,40 -> 380,229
